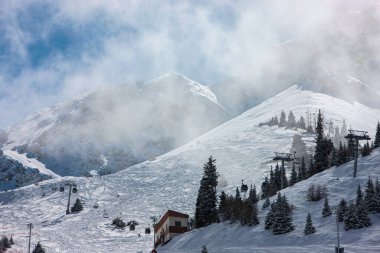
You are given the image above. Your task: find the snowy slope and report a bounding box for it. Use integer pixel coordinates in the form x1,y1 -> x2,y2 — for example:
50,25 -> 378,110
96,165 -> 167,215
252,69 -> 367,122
3,150 -> 60,179
0,86 -> 379,252
0,73 -> 227,177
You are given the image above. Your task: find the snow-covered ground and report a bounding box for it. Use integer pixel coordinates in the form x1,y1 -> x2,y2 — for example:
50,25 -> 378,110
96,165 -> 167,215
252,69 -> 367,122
0,86 -> 379,252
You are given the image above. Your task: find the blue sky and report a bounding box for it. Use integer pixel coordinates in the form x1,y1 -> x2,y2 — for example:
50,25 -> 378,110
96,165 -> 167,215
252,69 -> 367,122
0,0 -> 373,127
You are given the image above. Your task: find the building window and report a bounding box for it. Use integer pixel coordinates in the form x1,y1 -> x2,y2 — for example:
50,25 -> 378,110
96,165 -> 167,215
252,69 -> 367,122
175,221 -> 181,227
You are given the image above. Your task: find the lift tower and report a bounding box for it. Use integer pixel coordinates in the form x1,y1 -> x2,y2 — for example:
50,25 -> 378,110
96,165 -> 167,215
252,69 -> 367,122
273,152 -> 294,190
344,130 -> 370,178
65,181 -> 77,214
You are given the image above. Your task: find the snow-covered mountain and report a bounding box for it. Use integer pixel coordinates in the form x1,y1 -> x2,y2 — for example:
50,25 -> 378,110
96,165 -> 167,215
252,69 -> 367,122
0,86 -> 379,252
0,73 -> 228,178
0,149 -> 59,191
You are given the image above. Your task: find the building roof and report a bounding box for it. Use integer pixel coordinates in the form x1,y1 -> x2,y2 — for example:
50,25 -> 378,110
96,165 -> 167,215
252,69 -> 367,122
154,210 -> 189,233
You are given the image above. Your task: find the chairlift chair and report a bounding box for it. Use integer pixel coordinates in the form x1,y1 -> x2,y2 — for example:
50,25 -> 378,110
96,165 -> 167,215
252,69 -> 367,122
240,180 -> 248,193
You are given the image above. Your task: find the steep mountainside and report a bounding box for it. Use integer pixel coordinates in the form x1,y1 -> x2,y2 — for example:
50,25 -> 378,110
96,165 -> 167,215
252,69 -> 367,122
0,86 -> 379,252
0,73 -> 228,177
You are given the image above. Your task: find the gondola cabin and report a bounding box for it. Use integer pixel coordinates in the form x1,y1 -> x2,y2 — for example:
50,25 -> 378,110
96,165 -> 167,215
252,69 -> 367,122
154,210 -> 189,248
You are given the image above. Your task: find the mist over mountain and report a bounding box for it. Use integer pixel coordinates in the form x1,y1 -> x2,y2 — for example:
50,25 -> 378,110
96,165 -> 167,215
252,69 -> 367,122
0,73 -> 228,177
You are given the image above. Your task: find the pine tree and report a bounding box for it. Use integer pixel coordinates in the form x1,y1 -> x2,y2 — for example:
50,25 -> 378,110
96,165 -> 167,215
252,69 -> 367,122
279,111 -> 287,127
337,141 -> 346,166
337,198 -> 348,222
356,184 -> 364,207
218,191 -> 228,221
374,122 -> 380,148
356,184 -> 371,228
287,111 -> 296,128
364,177 -> 376,213
344,201 -> 359,230
261,176 -> 270,199
298,116 -> 306,129
290,163 -> 298,186
304,213 -> 316,235
248,202 -> 259,226
0,236 -> 10,249
375,178 -> 380,213
313,110 -> 333,174
271,194 -> 294,235
231,187 -> 242,222
71,198 -> 83,212
330,146 -> 338,166
298,157 -> 306,182
195,156 -> 219,228
274,164 -> 281,191
248,185 -> 258,204
9,235 -> 14,245
32,242 -> 46,253
201,245 -> 208,253
322,197 -> 332,217
262,197 -> 270,209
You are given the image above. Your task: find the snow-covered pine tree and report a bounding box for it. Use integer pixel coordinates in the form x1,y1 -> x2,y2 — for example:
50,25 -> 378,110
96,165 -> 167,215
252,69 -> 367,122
304,213 -> 316,235
290,163 -> 297,186
271,194 -> 294,235
262,197 -> 270,209
71,198 -> 83,212
322,197 -> 332,217
274,164 -> 281,191
195,156 -> 219,228
32,242 -> 46,253
344,201 -> 359,230
374,122 -> 380,148
356,184 -> 371,228
9,235 -> 14,245
364,177 -> 376,213
201,245 -> 208,253
337,198 -> 348,222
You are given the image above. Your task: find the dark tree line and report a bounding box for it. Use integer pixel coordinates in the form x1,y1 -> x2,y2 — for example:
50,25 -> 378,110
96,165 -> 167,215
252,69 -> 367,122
218,187 -> 259,226
335,177 -> 379,231
259,110 -> 307,130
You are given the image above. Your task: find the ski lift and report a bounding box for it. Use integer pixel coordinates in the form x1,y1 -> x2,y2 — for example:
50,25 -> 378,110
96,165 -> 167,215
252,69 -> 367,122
59,186 -> 64,192
72,187 -> 78,193
240,180 -> 248,193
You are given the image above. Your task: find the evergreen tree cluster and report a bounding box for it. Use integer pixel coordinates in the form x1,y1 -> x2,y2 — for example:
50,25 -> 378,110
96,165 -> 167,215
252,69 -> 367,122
0,236 -> 13,252
338,178 -> 380,231
265,193 -> 294,235
261,158 -> 310,200
218,187 -> 259,226
195,156 -> 219,228
259,110 -> 306,130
